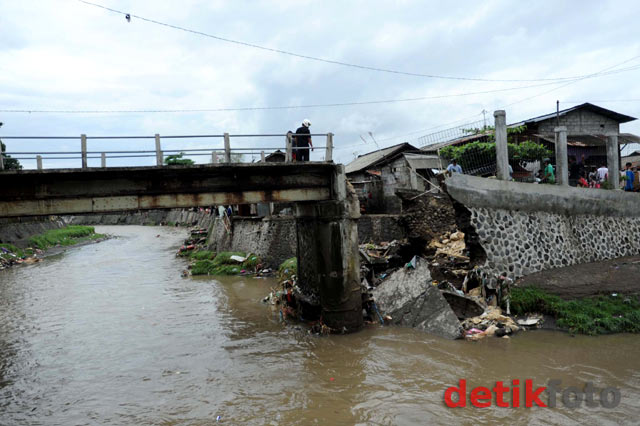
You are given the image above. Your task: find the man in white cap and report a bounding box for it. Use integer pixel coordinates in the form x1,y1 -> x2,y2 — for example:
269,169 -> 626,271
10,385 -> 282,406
294,119 -> 313,162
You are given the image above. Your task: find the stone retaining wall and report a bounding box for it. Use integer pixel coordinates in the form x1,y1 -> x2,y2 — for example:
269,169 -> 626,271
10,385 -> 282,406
446,174 -> 640,286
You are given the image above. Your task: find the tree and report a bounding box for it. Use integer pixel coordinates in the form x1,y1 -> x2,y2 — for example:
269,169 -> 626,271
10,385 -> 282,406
1,140 -> 23,170
439,125 -> 551,175
164,152 -> 195,166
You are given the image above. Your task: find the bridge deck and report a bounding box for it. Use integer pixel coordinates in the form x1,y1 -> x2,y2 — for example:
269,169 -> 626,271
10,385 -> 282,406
0,163 -> 341,217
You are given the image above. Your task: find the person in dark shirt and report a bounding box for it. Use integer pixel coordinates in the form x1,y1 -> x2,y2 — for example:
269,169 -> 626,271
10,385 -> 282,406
569,156 -> 580,187
294,119 -> 313,162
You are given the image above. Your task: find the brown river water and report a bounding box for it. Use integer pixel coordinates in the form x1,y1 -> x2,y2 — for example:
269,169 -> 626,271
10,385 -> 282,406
1,225 -> 639,425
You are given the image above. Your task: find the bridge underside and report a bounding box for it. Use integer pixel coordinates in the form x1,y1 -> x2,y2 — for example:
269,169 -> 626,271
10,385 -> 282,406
0,163 -> 338,217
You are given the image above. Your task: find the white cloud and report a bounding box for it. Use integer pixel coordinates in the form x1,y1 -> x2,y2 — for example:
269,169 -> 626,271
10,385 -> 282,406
1,0 -> 640,168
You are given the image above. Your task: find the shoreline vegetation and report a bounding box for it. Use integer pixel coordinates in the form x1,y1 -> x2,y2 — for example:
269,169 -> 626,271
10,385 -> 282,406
180,249 -> 264,276
0,225 -> 106,270
510,287 -> 640,335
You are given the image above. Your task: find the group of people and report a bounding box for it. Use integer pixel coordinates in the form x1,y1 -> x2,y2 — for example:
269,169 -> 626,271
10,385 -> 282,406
567,156 -> 639,191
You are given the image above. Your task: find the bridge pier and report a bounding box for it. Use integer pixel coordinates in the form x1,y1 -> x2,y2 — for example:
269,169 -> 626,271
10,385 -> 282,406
295,184 -> 363,333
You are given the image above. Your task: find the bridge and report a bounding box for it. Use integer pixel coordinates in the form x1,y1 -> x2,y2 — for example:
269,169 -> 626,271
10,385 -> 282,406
0,163 -> 341,217
0,131 -> 363,332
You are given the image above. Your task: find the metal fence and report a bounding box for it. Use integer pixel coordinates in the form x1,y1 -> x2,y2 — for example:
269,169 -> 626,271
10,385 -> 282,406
0,132 -> 334,170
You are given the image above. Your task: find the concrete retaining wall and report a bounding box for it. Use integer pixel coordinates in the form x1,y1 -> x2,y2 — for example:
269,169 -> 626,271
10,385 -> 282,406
206,216 -> 297,267
446,174 -> 640,285
66,209 -> 216,229
0,216 -> 66,247
206,214 -> 408,267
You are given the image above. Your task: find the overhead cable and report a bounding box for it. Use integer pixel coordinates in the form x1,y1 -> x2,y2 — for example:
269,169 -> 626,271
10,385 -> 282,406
77,0 -> 640,83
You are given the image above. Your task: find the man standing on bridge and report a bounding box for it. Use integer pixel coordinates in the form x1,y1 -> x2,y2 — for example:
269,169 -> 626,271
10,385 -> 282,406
295,119 -> 313,162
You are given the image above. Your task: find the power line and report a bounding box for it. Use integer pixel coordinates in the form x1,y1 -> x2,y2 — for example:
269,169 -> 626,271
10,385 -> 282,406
5,60 -> 637,114
77,0 -> 640,84
0,79 -> 581,114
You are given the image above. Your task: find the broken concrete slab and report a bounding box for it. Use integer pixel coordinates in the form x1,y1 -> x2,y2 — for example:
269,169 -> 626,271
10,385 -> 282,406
441,291 -> 485,319
372,261 -> 462,339
371,258 -> 433,315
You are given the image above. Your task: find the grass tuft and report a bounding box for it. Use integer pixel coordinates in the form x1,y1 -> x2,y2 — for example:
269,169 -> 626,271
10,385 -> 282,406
510,287 -> 640,335
27,226 -> 104,249
190,251 -> 261,275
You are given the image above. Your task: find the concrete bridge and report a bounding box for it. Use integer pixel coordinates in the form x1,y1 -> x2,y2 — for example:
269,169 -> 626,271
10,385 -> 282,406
0,162 -> 363,331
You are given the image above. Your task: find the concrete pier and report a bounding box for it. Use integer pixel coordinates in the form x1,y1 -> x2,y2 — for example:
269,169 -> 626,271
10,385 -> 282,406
607,133 -> 620,190
295,182 -> 363,332
554,126 -> 568,186
494,110 -> 509,181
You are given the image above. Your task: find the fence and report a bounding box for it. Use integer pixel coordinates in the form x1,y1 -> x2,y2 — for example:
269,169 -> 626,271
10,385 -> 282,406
0,132 -> 334,170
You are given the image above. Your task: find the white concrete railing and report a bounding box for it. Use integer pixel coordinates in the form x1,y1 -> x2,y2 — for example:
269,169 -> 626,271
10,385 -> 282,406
0,132 -> 334,170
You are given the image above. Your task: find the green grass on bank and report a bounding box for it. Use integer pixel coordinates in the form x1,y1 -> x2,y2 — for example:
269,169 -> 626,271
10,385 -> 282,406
0,243 -> 33,260
27,225 -> 104,249
510,287 -> 640,335
189,250 -> 217,260
190,251 -> 262,275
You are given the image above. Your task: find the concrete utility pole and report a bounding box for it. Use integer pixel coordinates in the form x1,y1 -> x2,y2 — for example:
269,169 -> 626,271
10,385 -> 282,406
607,133 -> 620,189
101,152 -> 107,168
554,126 -> 568,186
36,155 -> 43,170
494,110 -> 509,180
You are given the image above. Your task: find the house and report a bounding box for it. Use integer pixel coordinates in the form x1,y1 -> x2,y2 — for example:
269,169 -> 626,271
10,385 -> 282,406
345,143 -> 441,213
422,103 -> 639,179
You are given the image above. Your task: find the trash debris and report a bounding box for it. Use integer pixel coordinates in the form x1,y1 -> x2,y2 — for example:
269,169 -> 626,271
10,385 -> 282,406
229,255 -> 247,263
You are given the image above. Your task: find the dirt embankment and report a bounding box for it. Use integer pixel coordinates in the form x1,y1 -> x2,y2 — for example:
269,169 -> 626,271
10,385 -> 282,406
516,256 -> 640,299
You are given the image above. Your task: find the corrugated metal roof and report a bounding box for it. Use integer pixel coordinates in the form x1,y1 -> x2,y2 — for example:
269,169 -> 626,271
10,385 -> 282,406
510,102 -> 636,126
345,143 -> 417,174
403,153 -> 442,170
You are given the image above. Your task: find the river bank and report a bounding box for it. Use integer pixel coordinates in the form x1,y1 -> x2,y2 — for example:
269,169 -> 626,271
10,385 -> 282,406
0,225 -> 106,270
1,225 -> 639,424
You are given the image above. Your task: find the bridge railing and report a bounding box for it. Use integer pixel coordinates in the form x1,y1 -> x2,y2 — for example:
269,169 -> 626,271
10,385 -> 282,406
0,132 -> 334,170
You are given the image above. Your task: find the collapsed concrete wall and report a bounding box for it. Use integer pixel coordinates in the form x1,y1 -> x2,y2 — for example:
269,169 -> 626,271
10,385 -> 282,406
446,174 -> 640,286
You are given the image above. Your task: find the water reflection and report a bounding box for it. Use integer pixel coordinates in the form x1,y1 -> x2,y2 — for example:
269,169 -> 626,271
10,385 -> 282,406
0,225 -> 639,425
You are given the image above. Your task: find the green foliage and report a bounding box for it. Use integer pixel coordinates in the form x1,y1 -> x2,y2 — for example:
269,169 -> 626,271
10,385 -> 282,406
440,140 -> 551,163
440,124 -> 550,173
189,250 -> 217,260
510,287 -> 640,335
190,251 -> 261,275
1,141 -> 23,170
164,152 -> 195,166
27,225 -> 103,249
278,257 -> 297,281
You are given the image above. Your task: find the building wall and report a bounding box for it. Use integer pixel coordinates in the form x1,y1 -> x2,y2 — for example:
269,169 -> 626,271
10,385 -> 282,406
380,157 -> 415,213
536,109 -> 620,135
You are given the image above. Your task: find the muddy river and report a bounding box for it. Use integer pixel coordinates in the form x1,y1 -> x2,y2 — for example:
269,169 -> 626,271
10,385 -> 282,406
1,225 -> 639,425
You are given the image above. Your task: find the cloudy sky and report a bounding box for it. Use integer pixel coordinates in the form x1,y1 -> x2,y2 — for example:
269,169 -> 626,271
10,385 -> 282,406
2,0 -> 640,168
